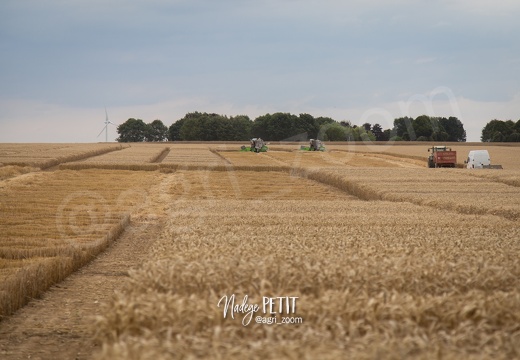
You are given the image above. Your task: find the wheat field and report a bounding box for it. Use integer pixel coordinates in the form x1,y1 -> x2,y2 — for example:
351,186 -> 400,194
92,169 -> 520,360
0,169 -> 162,317
0,143 -> 126,169
0,142 -> 519,359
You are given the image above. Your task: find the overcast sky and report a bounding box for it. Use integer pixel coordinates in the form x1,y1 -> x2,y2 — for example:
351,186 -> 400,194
1,0 -> 519,142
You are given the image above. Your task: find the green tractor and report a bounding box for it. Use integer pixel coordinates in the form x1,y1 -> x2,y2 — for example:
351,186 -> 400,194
240,138 -> 268,153
300,139 -> 325,151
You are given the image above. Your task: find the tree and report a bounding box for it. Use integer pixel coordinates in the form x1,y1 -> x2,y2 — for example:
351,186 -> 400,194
481,119 -> 514,142
251,112 -> 333,141
180,115 -> 203,140
353,126 -> 376,141
389,115 -> 465,142
170,112 -> 253,141
507,133 -> 520,142
226,115 -> 252,140
168,118 -> 185,141
117,118 -> 148,142
146,119 -> 168,142
295,113 -> 319,139
371,123 -> 385,141
515,119 -> 520,132
393,117 -> 415,140
320,122 -> 346,141
439,117 -> 466,142
382,129 -> 392,141
413,115 -> 433,139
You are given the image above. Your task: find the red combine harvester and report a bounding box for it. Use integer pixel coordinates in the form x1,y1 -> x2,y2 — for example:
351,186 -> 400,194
427,146 -> 457,168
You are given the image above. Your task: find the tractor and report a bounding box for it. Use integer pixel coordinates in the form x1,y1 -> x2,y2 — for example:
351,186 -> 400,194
427,146 -> 457,168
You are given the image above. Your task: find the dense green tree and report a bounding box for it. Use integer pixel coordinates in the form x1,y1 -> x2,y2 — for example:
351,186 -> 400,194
507,132 -> 520,142
146,119 -> 168,142
371,123 -> 385,141
269,113 -> 298,141
316,117 -> 336,127
389,115 -> 465,142
168,118 -> 185,141
438,117 -> 466,142
393,117 -> 415,140
515,120 -> 520,132
382,129 -> 392,141
481,119 -> 514,142
251,112 -> 326,141
320,122 -> 346,141
171,112 -> 252,141
116,118 -> 148,142
179,115 -> 203,140
354,126 -> 376,141
295,113 -> 319,139
413,115 -> 433,139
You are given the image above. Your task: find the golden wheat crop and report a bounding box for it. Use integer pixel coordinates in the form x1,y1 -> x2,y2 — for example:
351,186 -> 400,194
0,169 -> 161,318
263,150 -> 419,168
1,142 -> 519,359
0,165 -> 39,180
0,143 -> 126,169
92,169 -> 520,360
309,167 -> 520,221
323,143 -> 520,170
217,151 -> 280,166
162,147 -> 226,166
165,170 -> 352,200
66,143 -> 169,165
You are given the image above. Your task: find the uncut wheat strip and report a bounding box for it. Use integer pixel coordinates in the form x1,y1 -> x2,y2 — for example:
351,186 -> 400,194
0,169 -> 159,318
151,195 -> 518,291
305,168 -> 520,220
95,218 -> 516,350
92,195 -> 520,359
0,214 -> 131,318
462,169 -> 520,188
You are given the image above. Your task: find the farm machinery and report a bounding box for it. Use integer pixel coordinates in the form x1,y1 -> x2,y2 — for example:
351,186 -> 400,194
300,139 -> 325,151
241,138 -> 268,153
464,150 -> 503,169
427,146 -> 457,168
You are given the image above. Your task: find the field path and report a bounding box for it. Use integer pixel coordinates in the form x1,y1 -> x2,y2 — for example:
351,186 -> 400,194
0,174 -> 173,360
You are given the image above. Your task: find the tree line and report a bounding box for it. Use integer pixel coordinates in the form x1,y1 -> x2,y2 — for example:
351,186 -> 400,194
481,119 -> 520,142
116,112 -> 468,142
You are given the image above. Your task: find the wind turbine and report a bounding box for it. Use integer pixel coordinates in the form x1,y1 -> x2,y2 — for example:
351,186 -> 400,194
97,107 -> 116,142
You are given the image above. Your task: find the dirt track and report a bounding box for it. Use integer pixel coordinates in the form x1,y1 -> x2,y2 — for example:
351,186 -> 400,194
0,172 -> 174,360
0,216 -> 164,360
